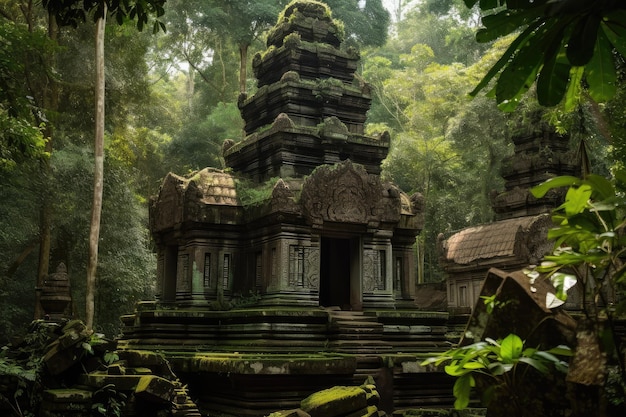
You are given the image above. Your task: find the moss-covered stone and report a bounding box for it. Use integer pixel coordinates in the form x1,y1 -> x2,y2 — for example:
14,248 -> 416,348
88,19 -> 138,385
134,375 -> 175,404
42,389 -> 92,402
301,386 -> 367,417
268,409 -> 312,417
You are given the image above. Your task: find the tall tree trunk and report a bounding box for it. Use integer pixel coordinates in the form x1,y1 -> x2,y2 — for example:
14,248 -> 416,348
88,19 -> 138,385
35,12 -> 59,319
86,9 -> 106,329
239,42 -> 248,94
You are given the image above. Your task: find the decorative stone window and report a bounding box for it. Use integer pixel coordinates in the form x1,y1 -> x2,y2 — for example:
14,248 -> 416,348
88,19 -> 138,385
376,250 -> 386,291
270,247 -> 277,282
203,253 -> 211,288
289,245 -> 306,287
255,251 -> 262,288
394,256 -> 403,293
156,252 -> 164,297
459,285 -> 468,307
222,254 -> 232,290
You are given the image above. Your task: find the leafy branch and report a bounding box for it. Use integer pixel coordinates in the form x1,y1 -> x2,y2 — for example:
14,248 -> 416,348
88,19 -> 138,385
422,334 -> 571,410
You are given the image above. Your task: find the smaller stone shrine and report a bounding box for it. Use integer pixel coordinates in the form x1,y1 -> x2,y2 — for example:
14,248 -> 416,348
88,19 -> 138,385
440,122 -> 580,311
39,262 -> 73,320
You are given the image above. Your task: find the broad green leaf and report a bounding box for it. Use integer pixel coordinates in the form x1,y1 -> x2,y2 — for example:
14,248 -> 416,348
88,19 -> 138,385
533,351 -> 560,363
602,13 -> 626,58
497,97 -> 523,112
537,53 -> 570,106
495,23 -> 548,103
445,364 -> 469,376
585,174 -> 615,200
546,345 -> 573,356
463,361 -> 486,370
564,66 -> 584,111
530,176 -> 581,198
477,9 -> 538,42
586,29 -> 616,102
566,14 -> 601,66
500,334 -> 523,362
479,0 -> 501,9
470,21 -> 542,97
563,185 -> 592,216
487,362 -> 506,376
453,374 -> 474,410
567,214 -> 600,234
519,357 -> 550,373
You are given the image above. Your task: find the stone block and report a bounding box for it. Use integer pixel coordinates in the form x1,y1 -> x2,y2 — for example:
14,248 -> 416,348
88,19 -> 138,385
268,409 -> 312,417
134,375 -> 175,404
301,386 -> 367,417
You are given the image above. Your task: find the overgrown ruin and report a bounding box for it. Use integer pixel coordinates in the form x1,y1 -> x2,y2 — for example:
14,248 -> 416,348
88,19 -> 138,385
117,1 -> 456,416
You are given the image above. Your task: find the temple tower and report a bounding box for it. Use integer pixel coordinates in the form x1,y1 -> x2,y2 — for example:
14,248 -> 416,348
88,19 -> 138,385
149,1 -> 423,312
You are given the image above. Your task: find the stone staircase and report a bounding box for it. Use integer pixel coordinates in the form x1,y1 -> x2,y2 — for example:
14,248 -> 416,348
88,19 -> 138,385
327,310 -> 392,354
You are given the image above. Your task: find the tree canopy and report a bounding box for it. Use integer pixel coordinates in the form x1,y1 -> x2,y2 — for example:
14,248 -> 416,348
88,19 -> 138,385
464,0 -> 626,110
42,0 -> 166,32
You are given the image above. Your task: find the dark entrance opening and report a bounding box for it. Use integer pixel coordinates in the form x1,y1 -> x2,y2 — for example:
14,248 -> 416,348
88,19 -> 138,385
320,237 -> 351,309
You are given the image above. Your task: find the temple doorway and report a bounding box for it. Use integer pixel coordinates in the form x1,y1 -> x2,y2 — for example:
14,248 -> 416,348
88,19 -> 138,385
319,237 -> 360,310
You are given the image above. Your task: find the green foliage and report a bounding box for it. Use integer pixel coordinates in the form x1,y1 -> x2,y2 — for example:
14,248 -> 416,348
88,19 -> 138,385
235,177 -> 281,207
91,384 -> 127,417
323,0 -> 390,48
0,21 -> 52,170
0,321 -> 54,416
42,0 -> 166,33
464,0 -> 626,110
394,6 -> 488,66
530,171 -> 626,314
525,171 -> 626,409
166,102 -> 243,172
422,334 -> 572,409
368,35 -> 515,281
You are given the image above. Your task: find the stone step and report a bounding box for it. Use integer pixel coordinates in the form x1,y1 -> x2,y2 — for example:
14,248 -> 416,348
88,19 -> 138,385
332,320 -> 383,328
328,339 -> 393,354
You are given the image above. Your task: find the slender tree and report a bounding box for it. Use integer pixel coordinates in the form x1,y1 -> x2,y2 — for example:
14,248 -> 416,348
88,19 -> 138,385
86,6 -> 106,329
42,0 -> 166,329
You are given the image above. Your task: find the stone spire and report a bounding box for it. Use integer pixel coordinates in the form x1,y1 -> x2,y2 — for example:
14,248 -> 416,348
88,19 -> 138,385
224,0 -> 389,182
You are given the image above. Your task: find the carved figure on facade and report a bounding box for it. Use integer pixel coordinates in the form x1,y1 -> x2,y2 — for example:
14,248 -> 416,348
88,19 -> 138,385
300,160 -> 400,227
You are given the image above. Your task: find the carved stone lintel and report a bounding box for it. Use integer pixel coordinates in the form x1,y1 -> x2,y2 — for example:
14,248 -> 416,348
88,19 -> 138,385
300,160 -> 400,226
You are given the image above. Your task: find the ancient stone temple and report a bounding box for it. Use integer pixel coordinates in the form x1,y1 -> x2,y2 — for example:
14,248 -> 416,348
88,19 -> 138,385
440,122 -> 580,311
148,1 -> 422,313
121,2 -> 453,416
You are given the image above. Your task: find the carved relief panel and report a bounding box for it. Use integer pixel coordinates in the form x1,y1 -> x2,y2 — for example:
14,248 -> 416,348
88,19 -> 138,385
288,245 -> 319,289
363,249 -> 385,292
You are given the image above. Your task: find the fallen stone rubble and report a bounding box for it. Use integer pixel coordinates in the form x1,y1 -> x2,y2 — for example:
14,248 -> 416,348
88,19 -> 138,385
268,378 -> 386,417
0,319 -> 200,417
267,377 -> 485,417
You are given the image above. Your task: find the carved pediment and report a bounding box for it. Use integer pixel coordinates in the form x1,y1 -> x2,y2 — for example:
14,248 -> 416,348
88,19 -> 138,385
300,160 -> 400,226
150,172 -> 186,233
150,169 -> 240,234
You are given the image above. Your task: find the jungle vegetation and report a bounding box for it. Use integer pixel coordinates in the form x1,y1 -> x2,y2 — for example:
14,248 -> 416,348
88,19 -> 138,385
0,0 -> 624,343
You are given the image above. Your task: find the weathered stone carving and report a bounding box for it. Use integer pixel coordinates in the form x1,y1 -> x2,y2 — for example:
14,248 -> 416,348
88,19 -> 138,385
362,250 -> 383,292
300,160 -> 399,226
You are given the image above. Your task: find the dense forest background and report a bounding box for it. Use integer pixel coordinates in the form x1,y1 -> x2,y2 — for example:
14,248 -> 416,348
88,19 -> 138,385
1,0 -> 624,342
